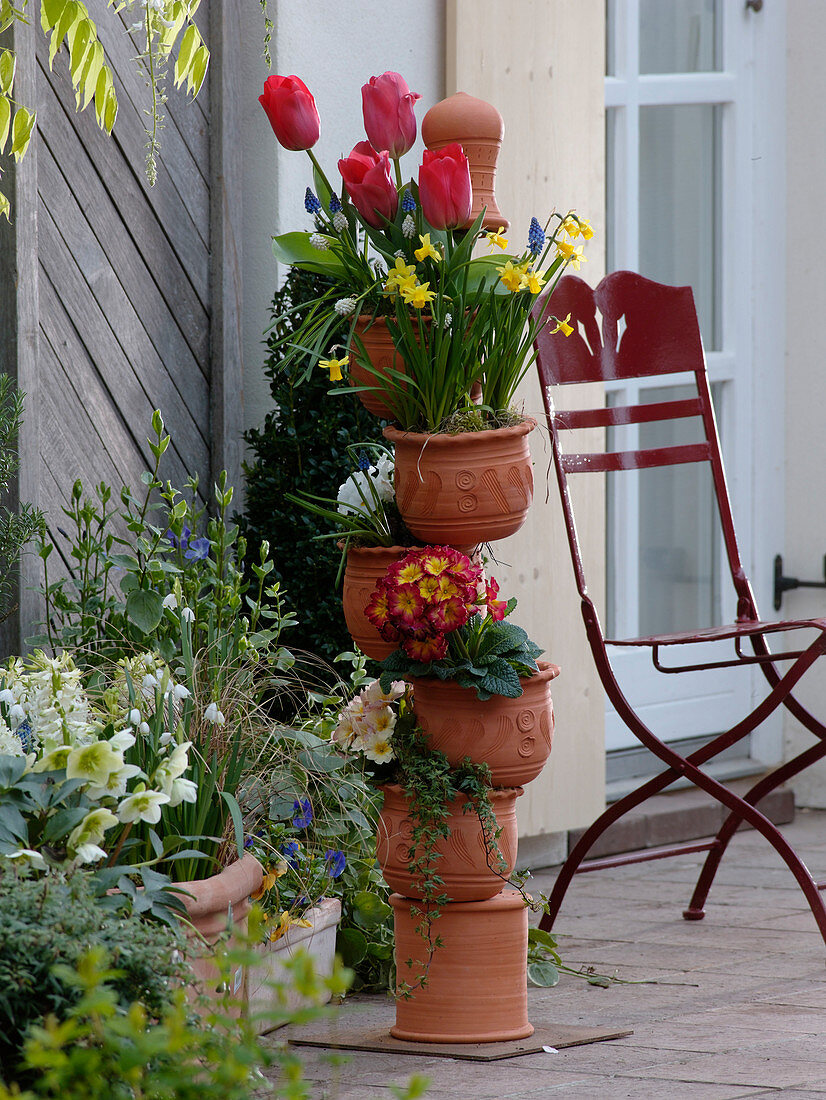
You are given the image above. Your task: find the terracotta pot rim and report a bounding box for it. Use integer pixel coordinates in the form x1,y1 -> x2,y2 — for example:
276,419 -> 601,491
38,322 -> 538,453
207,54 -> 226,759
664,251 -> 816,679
384,417 -> 536,446
342,542 -> 414,559
380,781 -> 524,800
389,888 -> 527,913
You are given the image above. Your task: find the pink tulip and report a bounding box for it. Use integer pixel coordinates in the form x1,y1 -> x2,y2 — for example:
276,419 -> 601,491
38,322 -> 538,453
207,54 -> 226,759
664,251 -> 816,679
259,74 -> 320,151
418,143 -> 473,230
361,71 -> 421,159
338,141 -> 399,228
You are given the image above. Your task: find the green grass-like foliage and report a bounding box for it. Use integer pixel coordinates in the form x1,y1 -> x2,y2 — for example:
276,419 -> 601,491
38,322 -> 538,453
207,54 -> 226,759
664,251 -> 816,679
0,375 -> 43,630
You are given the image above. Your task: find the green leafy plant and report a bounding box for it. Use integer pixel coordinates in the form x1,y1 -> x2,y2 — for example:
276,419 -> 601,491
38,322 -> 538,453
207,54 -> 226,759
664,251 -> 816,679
370,546 -> 542,700
0,374 -> 43,627
0,868 -> 190,1079
241,266 -> 382,663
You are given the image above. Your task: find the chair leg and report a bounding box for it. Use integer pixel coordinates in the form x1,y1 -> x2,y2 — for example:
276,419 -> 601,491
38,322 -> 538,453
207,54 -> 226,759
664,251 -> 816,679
539,766 -> 679,933
683,738 -> 826,921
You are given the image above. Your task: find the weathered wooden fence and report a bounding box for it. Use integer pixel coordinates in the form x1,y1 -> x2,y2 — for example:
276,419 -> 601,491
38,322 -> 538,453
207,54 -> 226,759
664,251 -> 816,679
0,0 -> 243,655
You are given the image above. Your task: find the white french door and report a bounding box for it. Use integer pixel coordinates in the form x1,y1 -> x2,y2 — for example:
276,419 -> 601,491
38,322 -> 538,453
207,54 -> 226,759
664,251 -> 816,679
604,0 -> 785,761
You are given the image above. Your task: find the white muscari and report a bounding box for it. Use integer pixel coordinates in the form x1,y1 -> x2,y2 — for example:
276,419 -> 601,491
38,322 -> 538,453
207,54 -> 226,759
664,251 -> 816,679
334,296 -> 357,317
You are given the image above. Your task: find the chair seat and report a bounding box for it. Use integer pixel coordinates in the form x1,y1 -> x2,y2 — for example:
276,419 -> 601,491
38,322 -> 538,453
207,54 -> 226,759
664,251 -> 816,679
606,616 -> 826,648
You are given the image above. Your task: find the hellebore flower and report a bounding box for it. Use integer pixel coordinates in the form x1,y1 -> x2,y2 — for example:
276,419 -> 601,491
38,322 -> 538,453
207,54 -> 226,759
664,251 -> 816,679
418,143 -> 472,230
259,74 -> 320,151
361,71 -> 421,159
338,141 -> 398,229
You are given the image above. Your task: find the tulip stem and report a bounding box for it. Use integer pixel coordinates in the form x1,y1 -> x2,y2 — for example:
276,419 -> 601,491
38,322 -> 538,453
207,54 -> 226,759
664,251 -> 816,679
306,149 -> 335,205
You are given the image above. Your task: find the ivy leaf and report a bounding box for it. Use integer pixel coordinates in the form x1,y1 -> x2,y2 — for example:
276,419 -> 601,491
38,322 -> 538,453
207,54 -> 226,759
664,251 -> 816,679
125,588 -> 163,634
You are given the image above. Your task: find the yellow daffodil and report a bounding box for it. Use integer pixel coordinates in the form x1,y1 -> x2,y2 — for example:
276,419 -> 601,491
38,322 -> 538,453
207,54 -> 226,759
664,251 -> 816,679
319,355 -> 348,381
550,312 -> 574,337
394,273 -> 419,296
485,226 -> 509,250
400,281 -> 436,309
520,268 -> 547,294
497,259 -> 527,293
414,233 -> 441,263
561,215 -> 581,238
556,240 -> 587,270
384,256 -> 416,293
578,217 -> 594,240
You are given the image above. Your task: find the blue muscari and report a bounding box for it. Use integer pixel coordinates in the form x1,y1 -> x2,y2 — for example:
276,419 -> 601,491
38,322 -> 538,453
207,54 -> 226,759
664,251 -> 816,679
357,450 -> 370,471
329,193 -> 342,213
305,187 -> 322,215
15,720 -> 33,753
401,189 -> 416,213
528,216 -> 545,256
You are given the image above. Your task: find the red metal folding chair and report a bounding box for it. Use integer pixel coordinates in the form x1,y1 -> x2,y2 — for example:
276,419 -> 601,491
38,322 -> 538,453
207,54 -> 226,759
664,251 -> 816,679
532,270 -> 826,941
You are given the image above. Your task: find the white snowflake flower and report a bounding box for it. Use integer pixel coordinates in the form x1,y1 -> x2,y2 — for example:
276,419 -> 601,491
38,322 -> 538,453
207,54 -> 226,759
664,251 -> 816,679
162,593 -> 178,610
204,702 -> 225,725
181,606 -> 195,623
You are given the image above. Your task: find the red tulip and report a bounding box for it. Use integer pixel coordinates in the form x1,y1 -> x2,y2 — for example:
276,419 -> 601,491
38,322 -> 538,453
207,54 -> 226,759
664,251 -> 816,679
259,74 -> 320,151
338,141 -> 399,228
361,71 -> 421,159
418,143 -> 472,230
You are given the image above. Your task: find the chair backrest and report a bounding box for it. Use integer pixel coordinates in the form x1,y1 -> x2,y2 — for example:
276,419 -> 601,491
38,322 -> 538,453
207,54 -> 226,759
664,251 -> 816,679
532,270 -> 758,632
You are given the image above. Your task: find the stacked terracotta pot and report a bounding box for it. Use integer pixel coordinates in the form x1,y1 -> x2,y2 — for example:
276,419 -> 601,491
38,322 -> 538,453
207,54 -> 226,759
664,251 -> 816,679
341,394 -> 559,1043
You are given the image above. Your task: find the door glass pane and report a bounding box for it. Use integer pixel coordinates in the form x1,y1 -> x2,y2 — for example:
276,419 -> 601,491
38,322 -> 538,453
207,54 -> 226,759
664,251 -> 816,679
639,0 -> 721,74
637,385 -> 721,635
639,104 -> 722,350
605,0 -> 618,76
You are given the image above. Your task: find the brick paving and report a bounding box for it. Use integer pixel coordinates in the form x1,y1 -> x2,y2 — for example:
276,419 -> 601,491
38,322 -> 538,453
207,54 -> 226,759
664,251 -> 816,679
270,807 -> 826,1099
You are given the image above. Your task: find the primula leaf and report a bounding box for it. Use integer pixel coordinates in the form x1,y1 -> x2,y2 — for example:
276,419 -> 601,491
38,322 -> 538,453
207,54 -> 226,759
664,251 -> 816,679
479,659 -> 523,698
125,587 -> 163,633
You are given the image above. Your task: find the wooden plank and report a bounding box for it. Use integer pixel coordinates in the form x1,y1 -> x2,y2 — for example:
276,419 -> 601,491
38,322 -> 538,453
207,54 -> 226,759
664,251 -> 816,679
81,0 -> 210,247
0,16 -> 41,656
208,0 -> 244,502
37,73 -> 209,375
34,26 -> 209,307
112,5 -> 211,173
36,166 -> 210,481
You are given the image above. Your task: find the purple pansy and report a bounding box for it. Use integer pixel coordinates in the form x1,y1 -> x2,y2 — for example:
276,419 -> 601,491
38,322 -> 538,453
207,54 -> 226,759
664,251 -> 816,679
292,798 -> 313,828
325,849 -> 346,879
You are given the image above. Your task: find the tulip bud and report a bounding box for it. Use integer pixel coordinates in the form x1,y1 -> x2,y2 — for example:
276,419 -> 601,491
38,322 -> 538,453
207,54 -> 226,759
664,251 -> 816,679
361,71 -> 421,159
338,141 -> 399,229
418,143 -> 473,230
259,74 -> 320,151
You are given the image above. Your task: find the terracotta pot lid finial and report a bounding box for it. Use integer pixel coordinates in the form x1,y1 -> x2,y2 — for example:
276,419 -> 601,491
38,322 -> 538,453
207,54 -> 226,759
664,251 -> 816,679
421,91 -> 508,232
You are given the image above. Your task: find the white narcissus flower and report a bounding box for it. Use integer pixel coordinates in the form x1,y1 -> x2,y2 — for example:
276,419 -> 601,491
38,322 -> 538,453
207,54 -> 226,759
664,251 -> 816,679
66,740 -> 125,786
118,789 -> 171,825
204,702 -> 225,725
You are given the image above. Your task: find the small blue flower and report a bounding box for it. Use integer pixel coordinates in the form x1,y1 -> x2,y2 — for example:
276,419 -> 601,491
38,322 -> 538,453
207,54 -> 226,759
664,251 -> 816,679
528,216 -> 545,257
325,849 -> 346,879
184,537 -> 210,562
329,193 -> 342,214
305,187 -> 322,215
244,834 -> 254,849
292,798 -> 313,828
281,840 -> 301,868
357,450 -> 370,471
401,189 -> 416,213
166,524 -> 192,551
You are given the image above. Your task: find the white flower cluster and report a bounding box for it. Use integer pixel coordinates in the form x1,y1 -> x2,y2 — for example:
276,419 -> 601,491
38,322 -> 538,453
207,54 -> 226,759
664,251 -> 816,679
332,680 -> 406,763
334,296 -> 358,317
402,214 -> 416,239
309,232 -> 329,251
336,453 -> 395,518
333,211 -> 348,233
0,651 -> 199,871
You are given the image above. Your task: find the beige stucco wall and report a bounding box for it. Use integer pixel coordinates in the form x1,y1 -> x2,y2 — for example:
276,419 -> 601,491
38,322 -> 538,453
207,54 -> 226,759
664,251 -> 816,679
783,2 -> 826,806
448,0 -> 606,849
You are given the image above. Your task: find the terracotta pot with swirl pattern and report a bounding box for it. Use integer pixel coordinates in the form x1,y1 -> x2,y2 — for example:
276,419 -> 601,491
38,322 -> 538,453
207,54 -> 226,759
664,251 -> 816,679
413,662 -> 559,787
376,782 -> 522,902
383,419 -> 536,546
342,544 -> 410,660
